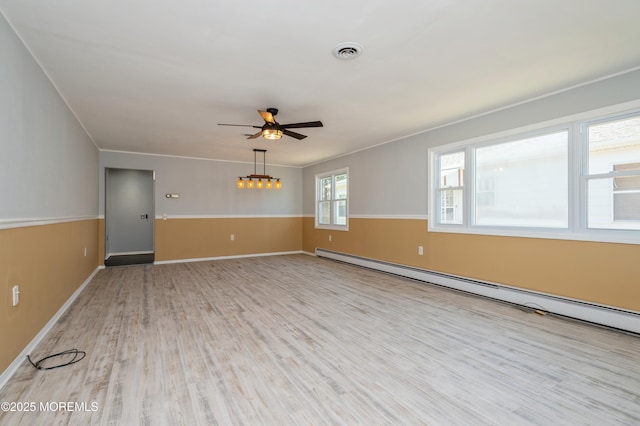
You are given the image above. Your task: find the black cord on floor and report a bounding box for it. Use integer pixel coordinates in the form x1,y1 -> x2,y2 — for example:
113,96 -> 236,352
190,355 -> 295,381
27,349 -> 86,370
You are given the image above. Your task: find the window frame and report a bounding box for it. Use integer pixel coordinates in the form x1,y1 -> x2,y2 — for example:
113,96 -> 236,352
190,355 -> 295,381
315,168 -> 349,231
428,102 -> 640,245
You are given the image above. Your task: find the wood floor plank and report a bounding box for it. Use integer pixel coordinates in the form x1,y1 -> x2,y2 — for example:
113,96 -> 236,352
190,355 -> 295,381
1,254 -> 639,425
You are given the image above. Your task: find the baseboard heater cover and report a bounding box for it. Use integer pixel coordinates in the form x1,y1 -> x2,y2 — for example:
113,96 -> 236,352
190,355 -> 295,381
315,248 -> 640,335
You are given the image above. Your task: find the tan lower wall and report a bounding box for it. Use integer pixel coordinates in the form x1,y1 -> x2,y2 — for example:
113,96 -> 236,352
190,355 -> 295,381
98,217 -> 303,264
0,220 -> 98,374
155,217 -> 303,262
303,217 -> 640,312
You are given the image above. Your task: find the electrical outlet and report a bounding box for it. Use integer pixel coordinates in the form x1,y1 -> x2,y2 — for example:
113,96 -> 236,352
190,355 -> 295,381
329,235 -> 332,242
230,234 -> 235,241
84,247 -> 87,257
12,285 -> 19,306
418,246 -> 424,255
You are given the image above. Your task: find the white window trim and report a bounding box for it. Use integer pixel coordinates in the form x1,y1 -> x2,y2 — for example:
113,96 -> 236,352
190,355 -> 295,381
428,100 -> 640,245
315,167 -> 349,231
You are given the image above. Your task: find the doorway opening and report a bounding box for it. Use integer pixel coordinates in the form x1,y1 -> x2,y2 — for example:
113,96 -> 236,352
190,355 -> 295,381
105,168 -> 155,266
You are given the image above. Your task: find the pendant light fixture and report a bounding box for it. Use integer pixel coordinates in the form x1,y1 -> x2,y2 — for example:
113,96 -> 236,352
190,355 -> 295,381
236,149 -> 281,190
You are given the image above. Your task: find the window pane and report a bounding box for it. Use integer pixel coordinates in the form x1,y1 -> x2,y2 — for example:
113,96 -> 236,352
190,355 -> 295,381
589,116 -> 640,174
334,200 -> 347,225
439,189 -> 463,224
440,152 -> 464,188
588,178 -> 640,229
438,152 -> 464,225
475,131 -> 568,227
335,173 -> 348,199
318,201 -> 331,225
614,193 -> 640,221
320,177 -> 332,201
613,163 -> 640,190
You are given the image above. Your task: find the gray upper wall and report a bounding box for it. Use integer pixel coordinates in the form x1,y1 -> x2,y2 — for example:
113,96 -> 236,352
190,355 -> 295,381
4,2 -> 639,224
99,151 -> 303,217
302,69 -> 640,217
0,13 -> 98,222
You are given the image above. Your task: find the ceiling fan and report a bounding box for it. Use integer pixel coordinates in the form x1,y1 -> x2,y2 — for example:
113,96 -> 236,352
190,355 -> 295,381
218,108 -> 323,140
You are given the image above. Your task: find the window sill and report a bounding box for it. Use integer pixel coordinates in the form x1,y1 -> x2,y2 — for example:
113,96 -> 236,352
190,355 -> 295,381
427,224 -> 640,245
315,224 -> 349,231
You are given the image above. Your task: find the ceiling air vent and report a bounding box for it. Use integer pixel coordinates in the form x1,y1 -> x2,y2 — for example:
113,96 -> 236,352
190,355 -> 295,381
333,42 -> 363,60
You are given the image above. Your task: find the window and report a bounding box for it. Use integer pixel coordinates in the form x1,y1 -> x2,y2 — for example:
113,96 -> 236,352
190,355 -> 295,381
428,107 -> 640,244
586,115 -> 640,229
316,169 -> 348,229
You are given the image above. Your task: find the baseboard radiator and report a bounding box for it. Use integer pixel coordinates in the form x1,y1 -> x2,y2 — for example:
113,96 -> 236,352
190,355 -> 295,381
315,248 -> 640,335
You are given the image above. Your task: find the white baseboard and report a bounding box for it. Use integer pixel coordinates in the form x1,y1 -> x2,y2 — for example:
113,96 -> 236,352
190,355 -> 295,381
315,249 -> 640,334
153,250 -> 303,265
0,267 -> 100,391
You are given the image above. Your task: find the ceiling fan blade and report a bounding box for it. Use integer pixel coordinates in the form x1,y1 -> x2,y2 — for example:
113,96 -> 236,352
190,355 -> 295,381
283,129 -> 307,140
258,110 -> 275,124
247,131 -> 263,139
218,123 -> 262,128
280,121 -> 323,129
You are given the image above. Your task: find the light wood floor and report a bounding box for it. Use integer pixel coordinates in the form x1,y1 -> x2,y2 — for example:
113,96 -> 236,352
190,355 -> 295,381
1,255 -> 639,425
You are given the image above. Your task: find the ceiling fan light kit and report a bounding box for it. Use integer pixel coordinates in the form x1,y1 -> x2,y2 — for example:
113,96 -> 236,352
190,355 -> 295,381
219,107 -> 323,140
262,128 -> 283,140
237,149 -> 281,190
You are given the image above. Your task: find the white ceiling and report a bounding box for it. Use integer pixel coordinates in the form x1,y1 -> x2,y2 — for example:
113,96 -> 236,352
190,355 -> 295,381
2,0 -> 640,167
